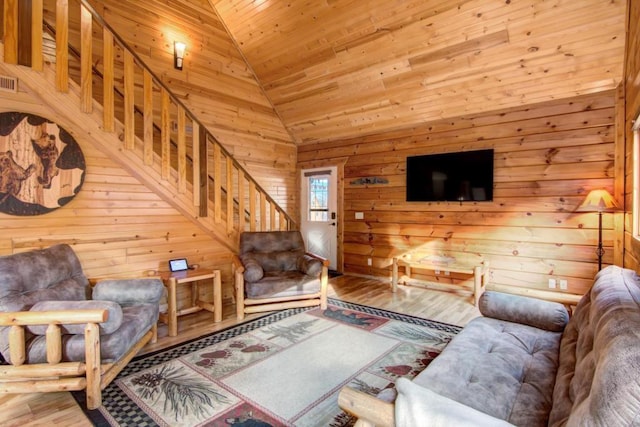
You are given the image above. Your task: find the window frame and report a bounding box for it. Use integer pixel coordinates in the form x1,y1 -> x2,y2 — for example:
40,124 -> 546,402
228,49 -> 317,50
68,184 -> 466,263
633,113 -> 640,240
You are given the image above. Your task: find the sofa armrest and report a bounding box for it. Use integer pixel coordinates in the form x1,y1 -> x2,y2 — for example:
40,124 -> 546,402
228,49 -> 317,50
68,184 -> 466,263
395,378 -> 515,427
26,300 -> 121,335
92,278 -> 164,306
479,291 -> 569,332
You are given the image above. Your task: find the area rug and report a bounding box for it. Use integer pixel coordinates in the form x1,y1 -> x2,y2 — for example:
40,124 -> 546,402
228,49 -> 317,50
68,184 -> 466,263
77,298 -> 461,426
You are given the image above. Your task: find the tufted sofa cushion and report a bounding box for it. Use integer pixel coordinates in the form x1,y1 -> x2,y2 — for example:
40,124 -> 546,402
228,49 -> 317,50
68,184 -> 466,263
413,316 -> 562,426
548,265 -> 640,426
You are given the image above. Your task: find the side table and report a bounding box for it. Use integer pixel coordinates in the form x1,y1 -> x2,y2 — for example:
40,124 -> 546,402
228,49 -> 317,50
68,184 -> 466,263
159,268 -> 222,337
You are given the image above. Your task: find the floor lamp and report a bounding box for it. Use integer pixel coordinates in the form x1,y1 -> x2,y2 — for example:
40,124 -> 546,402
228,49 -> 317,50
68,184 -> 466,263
577,189 -> 619,271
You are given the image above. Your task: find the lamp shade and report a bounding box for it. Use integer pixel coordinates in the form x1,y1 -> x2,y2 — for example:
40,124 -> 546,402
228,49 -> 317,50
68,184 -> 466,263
577,189 -> 619,212
174,41 -> 186,70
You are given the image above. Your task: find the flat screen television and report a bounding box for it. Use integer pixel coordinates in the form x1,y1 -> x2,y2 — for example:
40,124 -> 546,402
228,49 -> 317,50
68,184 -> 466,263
406,149 -> 494,202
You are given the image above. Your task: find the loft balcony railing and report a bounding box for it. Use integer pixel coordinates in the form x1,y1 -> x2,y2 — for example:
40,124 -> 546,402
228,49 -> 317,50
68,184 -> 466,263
2,0 -> 295,241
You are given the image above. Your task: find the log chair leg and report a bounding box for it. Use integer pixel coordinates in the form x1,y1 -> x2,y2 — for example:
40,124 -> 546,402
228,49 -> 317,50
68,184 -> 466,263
150,322 -> 158,344
235,270 -> 246,320
85,323 -> 102,409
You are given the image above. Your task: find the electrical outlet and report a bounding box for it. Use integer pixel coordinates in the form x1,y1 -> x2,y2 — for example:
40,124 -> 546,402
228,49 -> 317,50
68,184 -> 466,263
435,269 -> 440,275
367,258 -> 372,266
444,270 -> 450,276
355,212 -> 364,219
559,279 -> 568,290
548,278 -> 557,289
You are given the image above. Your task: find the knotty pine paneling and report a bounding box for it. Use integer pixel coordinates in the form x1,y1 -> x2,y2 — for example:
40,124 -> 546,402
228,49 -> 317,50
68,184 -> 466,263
623,0 -> 640,270
299,91 -> 619,298
0,89 -> 236,304
77,0 -> 297,217
213,0 -> 626,145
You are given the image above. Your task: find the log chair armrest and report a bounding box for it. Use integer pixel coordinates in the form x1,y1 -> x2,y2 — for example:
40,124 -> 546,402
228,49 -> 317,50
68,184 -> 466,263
305,251 -> 329,266
92,278 -> 164,306
0,308 -> 108,327
339,386 -> 396,427
232,255 -> 246,295
232,254 -> 245,273
299,252 -> 329,278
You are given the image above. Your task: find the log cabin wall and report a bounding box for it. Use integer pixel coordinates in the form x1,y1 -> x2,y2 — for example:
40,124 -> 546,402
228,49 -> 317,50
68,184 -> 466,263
0,87 -> 236,304
298,91 -> 618,299
624,0 -> 640,269
80,0 -> 298,219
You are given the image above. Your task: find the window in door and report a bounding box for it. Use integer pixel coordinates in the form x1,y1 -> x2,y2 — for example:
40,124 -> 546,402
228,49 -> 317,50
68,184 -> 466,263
308,175 -> 329,222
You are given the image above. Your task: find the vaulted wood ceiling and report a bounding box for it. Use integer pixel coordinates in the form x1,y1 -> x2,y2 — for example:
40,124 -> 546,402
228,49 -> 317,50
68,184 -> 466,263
210,0 -> 627,145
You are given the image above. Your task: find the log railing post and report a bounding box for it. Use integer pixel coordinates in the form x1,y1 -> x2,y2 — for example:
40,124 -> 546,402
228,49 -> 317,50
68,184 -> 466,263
31,0 -> 43,71
3,0 -> 19,64
80,4 -> 92,113
55,0 -> 69,92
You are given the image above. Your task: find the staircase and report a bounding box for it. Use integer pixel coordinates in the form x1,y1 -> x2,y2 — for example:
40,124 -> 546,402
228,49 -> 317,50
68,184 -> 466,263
1,0 -> 295,251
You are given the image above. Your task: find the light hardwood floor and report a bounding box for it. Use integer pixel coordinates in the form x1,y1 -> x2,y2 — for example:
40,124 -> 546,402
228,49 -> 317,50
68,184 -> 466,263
0,274 -> 481,427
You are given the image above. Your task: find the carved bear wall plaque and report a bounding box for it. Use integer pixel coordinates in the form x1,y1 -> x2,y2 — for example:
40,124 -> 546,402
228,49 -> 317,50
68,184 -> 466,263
0,112 -> 85,215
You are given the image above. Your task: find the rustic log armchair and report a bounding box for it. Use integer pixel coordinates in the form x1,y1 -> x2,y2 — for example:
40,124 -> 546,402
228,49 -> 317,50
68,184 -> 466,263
233,231 -> 329,320
0,244 -> 164,409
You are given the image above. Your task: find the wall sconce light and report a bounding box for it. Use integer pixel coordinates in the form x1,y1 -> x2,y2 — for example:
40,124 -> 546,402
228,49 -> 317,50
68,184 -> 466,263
174,41 -> 186,70
577,189 -> 620,271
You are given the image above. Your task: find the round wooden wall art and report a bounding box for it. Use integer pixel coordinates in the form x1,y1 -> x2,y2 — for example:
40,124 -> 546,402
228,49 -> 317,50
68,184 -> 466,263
0,112 -> 86,216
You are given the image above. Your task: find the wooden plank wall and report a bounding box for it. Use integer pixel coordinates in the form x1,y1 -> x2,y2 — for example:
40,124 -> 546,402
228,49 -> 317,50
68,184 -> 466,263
0,87 -> 236,304
299,91 -> 618,298
79,0 -> 298,219
213,0 -> 626,145
624,0 -> 640,269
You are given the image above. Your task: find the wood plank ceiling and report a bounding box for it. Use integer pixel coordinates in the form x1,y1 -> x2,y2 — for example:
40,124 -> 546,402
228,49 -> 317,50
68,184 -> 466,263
210,0 -> 627,145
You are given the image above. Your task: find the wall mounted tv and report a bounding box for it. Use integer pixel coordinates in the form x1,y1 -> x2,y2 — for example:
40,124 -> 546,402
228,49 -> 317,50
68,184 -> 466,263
406,149 -> 494,202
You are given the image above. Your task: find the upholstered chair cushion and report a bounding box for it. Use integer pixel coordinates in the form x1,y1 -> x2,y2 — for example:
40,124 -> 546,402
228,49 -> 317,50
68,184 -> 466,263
92,278 -> 164,306
0,244 -> 89,313
479,291 -> 569,332
0,245 -> 163,364
245,272 -> 322,299
238,231 -> 325,300
27,300 -> 124,335
239,230 -> 306,254
18,301 -> 159,364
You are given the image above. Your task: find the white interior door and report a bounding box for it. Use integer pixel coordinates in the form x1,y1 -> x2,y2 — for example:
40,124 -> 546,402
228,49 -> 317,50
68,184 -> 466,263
300,166 -> 338,270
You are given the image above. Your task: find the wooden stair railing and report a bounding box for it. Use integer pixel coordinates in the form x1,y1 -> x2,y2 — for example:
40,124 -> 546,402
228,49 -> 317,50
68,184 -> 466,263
2,0 -> 296,246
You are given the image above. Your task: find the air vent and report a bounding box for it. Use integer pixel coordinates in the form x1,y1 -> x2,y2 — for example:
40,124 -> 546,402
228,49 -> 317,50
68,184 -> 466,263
0,75 -> 18,93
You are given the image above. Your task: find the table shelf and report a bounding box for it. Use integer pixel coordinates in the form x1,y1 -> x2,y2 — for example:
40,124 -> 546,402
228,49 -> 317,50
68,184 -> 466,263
159,268 -> 222,337
392,257 -> 489,306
